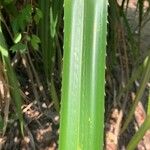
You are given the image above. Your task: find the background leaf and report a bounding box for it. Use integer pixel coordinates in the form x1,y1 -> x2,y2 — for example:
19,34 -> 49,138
10,42 -> 27,53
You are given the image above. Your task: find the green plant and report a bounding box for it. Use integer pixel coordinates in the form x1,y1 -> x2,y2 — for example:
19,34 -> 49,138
127,115 -> 150,150
59,0 -> 108,149
121,53 -> 150,134
125,54 -> 150,149
0,14 -> 24,135
38,0 -> 63,111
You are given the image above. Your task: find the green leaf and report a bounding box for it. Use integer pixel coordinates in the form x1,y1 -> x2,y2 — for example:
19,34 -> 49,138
4,0 -> 13,4
0,20 -> 24,136
11,4 -> 33,33
50,7 -> 58,38
147,88 -> 150,115
31,34 -> 40,43
0,115 -> 4,130
0,13 -> 9,57
34,8 -> 43,24
59,0 -> 108,149
1,0 -> 18,17
10,42 -> 27,53
127,116 -> 150,150
31,34 -> 41,50
38,0 -> 54,80
121,55 -> 150,134
14,33 -> 22,43
38,0 -> 61,111
25,35 -> 31,41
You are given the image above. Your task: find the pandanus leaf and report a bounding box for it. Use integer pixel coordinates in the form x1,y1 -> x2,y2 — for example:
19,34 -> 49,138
59,0 -> 108,149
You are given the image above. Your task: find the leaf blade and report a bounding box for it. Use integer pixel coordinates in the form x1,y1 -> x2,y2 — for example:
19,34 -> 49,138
59,1 -> 108,149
